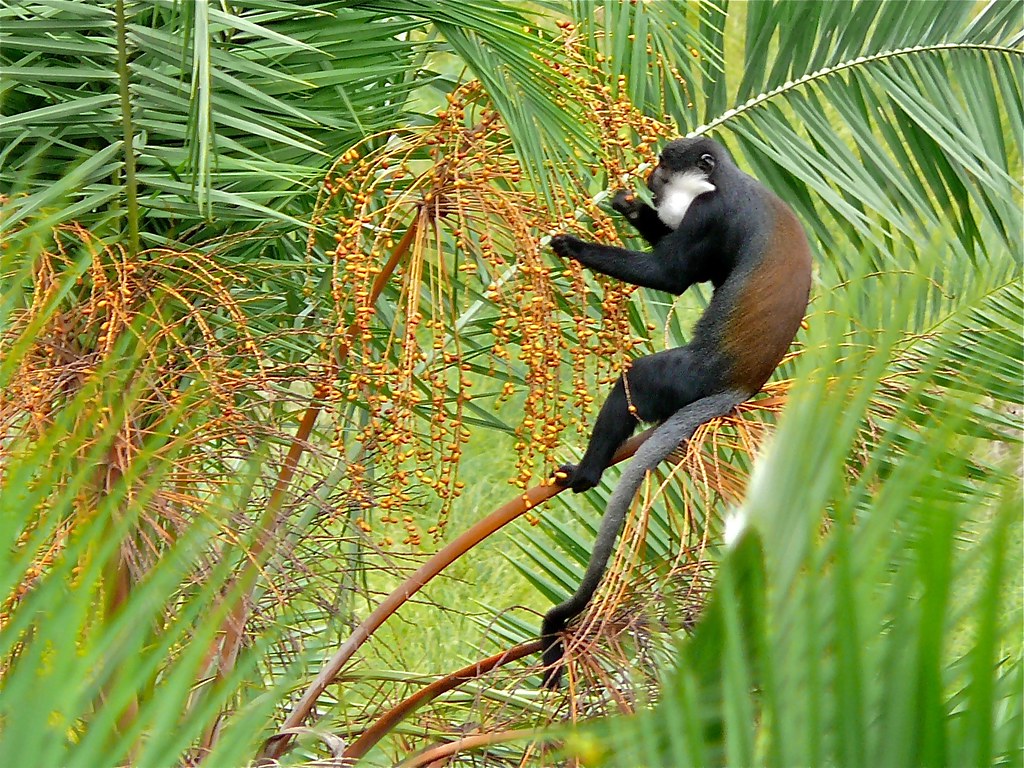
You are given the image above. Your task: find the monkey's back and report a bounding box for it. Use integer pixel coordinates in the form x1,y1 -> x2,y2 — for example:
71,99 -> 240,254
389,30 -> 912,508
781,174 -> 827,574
717,194 -> 811,395
692,191 -> 811,397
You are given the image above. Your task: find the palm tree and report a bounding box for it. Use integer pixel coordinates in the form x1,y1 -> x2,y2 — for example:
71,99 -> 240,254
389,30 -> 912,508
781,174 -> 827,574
0,1 -> 1020,766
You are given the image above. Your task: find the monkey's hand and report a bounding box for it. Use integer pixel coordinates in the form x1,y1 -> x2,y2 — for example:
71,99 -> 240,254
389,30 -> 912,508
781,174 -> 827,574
550,234 -> 584,261
552,463 -> 601,493
610,189 -> 644,221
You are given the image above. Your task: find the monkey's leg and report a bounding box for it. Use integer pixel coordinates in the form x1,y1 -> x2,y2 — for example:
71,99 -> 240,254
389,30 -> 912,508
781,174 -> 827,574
559,349 -> 708,493
541,387 -> 747,689
558,377 -> 637,493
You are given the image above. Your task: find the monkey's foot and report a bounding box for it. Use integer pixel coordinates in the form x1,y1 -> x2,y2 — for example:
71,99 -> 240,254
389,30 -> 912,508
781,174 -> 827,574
551,464 -> 573,485
552,463 -> 600,493
550,234 -> 584,260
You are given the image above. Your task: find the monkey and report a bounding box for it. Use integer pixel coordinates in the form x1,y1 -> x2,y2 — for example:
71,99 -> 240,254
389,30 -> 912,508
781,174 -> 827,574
539,136 -> 812,688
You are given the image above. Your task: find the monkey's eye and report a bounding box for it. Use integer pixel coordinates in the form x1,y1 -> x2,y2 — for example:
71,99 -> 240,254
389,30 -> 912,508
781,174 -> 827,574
697,153 -> 716,173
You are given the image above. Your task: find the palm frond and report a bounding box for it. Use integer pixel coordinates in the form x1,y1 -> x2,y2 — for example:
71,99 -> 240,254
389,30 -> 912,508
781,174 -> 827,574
0,1 -> 430,231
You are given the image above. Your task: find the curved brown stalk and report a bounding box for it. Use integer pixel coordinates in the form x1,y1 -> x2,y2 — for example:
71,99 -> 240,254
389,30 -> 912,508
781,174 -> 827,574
343,640 -> 544,761
199,221 -> 420,754
257,427 -> 653,761
398,728 -> 546,768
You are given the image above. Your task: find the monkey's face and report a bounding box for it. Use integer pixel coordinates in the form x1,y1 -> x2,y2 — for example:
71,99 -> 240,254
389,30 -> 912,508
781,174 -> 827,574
648,137 -> 723,229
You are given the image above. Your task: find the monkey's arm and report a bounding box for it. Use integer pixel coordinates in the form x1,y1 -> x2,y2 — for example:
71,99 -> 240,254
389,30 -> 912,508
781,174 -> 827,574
551,234 -> 697,295
611,190 -> 673,247
539,388 -> 746,688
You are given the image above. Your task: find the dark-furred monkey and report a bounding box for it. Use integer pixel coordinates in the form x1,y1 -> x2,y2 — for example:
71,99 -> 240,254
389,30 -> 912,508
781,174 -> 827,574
541,136 -> 812,688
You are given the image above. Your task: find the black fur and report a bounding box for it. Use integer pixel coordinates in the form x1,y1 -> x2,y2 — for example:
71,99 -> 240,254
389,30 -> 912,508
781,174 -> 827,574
541,136 -> 811,687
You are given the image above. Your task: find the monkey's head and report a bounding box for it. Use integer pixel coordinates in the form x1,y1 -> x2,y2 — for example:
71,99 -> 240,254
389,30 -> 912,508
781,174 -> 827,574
648,137 -> 729,229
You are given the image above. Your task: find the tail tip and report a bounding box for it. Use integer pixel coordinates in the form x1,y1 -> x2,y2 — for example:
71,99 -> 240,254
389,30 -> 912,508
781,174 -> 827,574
540,639 -> 564,689
541,666 -> 563,689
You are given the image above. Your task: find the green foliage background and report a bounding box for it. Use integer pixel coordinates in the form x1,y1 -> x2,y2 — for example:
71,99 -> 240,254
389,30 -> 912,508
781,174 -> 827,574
1,1 -> 1021,766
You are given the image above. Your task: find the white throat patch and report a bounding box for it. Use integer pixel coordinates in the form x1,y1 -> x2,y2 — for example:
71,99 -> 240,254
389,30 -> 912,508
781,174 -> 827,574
655,170 -> 716,229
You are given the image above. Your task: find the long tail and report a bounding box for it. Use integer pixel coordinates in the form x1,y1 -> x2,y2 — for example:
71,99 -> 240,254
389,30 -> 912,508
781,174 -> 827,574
539,389 -> 746,689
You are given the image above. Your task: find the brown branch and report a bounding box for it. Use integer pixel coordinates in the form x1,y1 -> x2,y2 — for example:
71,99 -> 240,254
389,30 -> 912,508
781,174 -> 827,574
398,728 -> 546,768
343,640 -> 543,761
257,427 -> 654,762
199,220 -> 420,755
